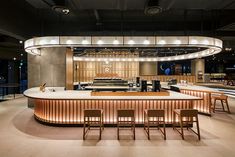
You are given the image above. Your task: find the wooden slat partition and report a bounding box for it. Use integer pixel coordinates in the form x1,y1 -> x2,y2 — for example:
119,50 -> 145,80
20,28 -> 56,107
34,99 -> 195,125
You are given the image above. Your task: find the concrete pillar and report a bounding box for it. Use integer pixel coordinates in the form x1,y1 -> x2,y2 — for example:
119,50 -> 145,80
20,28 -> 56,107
28,47 -> 66,88
191,59 -> 205,82
139,62 -> 158,76
65,48 -> 74,90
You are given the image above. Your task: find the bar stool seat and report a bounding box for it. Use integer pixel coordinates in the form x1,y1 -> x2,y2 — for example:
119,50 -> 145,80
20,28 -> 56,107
173,109 -> 200,140
211,94 -> 230,113
83,109 -> 104,140
117,109 -> 135,140
144,109 -> 166,140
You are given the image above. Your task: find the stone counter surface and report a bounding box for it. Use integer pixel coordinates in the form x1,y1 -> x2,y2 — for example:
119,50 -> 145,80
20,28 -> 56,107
24,87 -> 201,100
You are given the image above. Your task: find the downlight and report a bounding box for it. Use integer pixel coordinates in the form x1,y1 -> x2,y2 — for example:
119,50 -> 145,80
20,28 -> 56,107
144,0 -> 162,15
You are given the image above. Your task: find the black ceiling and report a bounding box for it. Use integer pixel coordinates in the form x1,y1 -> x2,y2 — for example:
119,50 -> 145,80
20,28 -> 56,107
0,0 -> 235,60
0,0 -> 234,38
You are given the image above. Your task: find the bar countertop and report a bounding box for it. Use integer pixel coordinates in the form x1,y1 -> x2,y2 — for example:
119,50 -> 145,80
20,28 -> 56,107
23,87 -> 201,100
171,84 -> 222,93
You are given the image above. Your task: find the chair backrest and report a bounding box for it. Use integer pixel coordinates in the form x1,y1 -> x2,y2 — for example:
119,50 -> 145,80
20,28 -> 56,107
147,109 -> 165,117
117,109 -> 135,117
84,109 -> 102,117
180,109 -> 198,117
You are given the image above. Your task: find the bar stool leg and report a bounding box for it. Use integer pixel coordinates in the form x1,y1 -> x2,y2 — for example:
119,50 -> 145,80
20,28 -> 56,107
83,117 -> 86,140
88,117 -> 90,130
133,118 -> 135,140
180,117 -> 184,140
196,115 -> 201,140
99,117 -> 102,140
144,112 -> 146,131
213,99 -> 216,113
221,100 -> 225,111
102,114 -> 104,130
117,118 -> 120,140
173,112 -> 176,130
147,118 -> 150,140
225,99 -> 231,114
163,117 -> 166,140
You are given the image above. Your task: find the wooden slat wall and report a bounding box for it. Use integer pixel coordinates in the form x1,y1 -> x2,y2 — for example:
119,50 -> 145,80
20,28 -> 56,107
34,99 -> 194,125
74,62 -> 196,84
74,61 -> 139,82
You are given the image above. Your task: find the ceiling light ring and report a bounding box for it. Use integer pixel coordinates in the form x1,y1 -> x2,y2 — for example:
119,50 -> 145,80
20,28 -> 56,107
24,36 -> 222,61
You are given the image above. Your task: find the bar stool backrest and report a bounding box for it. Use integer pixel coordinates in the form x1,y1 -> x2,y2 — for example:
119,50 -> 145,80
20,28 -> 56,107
180,109 -> 198,117
147,109 -> 165,117
117,110 -> 135,117
84,109 -> 102,117
220,94 -> 228,100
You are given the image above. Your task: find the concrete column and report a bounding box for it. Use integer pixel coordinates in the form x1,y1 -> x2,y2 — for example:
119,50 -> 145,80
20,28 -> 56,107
139,62 -> 158,76
191,59 -> 205,82
28,47 -> 66,88
65,48 -> 74,90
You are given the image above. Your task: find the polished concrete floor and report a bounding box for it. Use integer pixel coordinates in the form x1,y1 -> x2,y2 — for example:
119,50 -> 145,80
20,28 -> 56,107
1,96 -> 235,157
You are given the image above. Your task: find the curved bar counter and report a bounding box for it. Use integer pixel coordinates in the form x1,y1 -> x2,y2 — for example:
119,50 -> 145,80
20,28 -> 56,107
24,87 -> 201,125
172,84 -> 223,116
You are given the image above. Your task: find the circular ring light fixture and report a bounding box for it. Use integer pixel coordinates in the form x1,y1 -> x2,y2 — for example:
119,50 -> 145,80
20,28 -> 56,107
24,36 -> 222,61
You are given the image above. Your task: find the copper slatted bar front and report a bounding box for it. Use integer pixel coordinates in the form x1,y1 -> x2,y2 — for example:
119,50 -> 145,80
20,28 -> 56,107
181,89 -> 211,115
33,98 -> 197,125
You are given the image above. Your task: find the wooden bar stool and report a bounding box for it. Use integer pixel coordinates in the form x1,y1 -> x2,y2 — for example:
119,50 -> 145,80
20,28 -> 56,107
83,109 -> 104,140
117,109 -> 135,140
211,94 -> 230,114
144,109 -> 166,140
173,109 -> 200,140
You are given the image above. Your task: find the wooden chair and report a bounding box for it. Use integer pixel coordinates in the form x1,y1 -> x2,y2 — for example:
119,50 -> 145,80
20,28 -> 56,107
173,109 -> 200,140
211,94 -> 230,114
117,109 -> 135,140
144,109 -> 166,140
83,109 -> 104,140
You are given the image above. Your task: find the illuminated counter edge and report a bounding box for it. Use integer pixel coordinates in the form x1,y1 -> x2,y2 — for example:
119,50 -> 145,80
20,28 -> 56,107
24,87 -> 202,125
172,84 -> 223,115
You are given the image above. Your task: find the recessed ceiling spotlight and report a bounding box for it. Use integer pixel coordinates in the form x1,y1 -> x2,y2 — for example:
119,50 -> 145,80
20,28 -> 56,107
82,39 -> 89,45
97,40 -> 103,45
39,40 -> 46,45
52,6 -> 70,15
191,39 -> 198,44
128,40 -> 135,45
174,40 -> 181,45
144,0 -> 162,16
143,39 -> 150,45
13,57 -> 16,61
113,39 -> 119,45
19,40 -> 23,44
203,40 -> 209,45
50,40 -> 57,44
159,40 -> 166,45
62,8 -> 70,14
66,40 -> 73,44
225,48 -> 232,51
